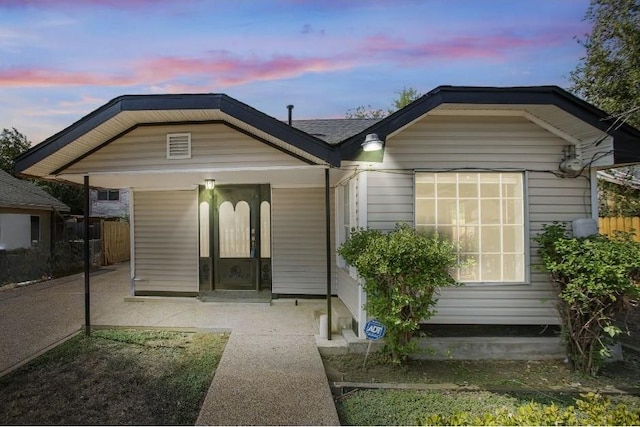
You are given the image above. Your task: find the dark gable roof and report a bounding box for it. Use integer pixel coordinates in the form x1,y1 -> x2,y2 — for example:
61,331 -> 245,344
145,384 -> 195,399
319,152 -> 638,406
14,86 -> 640,175
340,85 -> 640,164
291,119 -> 381,145
15,93 -> 341,175
0,170 -> 69,212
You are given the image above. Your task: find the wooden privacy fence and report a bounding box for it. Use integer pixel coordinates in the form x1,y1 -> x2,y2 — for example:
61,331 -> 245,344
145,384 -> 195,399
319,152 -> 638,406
101,220 -> 130,265
599,217 -> 640,242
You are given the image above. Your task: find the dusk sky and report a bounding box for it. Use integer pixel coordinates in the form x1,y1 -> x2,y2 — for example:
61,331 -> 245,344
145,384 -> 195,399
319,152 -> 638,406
1,0 -> 593,145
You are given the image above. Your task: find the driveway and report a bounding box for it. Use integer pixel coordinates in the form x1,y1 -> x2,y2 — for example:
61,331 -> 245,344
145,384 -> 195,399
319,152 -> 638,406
0,266 -> 129,374
0,263 -> 331,371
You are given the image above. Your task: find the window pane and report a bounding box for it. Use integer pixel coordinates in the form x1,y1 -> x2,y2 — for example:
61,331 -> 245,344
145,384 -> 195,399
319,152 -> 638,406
108,190 -> 119,200
458,226 -> 479,252
480,175 -> 500,197
481,254 -> 502,281
30,216 -> 40,243
481,226 -> 501,252
436,225 -> 455,241
199,202 -> 210,258
437,179 -> 457,197
416,198 -> 436,225
458,173 -> 478,198
437,199 -> 456,225
342,185 -> 350,225
503,199 -> 523,224
459,199 -> 479,224
503,254 -> 525,282
416,225 -> 436,234
459,254 -> 480,281
416,178 -> 435,197
219,201 -> 250,258
502,174 -> 522,197
480,199 -> 501,224
261,201 -> 271,258
502,225 -> 523,253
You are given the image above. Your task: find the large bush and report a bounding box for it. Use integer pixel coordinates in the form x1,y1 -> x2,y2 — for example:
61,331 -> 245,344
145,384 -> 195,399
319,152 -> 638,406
338,223 -> 459,363
535,223 -> 640,375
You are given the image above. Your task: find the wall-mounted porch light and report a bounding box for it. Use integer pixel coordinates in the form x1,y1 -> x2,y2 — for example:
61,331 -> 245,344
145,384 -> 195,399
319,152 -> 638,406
204,179 -> 215,190
362,133 -> 384,152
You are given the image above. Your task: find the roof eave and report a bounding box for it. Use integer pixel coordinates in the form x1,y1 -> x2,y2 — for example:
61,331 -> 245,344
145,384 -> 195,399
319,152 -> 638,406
339,85 -> 640,165
15,94 -> 340,176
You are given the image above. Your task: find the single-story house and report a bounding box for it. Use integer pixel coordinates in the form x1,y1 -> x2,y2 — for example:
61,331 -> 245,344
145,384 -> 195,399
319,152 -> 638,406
0,170 -> 69,251
14,85 -> 640,337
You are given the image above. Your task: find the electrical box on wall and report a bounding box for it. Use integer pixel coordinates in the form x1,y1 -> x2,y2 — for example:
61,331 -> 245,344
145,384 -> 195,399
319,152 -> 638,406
572,218 -> 598,238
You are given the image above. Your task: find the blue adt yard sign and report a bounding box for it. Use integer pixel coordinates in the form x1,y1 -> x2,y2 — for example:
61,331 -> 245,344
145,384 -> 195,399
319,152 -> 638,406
364,319 -> 386,340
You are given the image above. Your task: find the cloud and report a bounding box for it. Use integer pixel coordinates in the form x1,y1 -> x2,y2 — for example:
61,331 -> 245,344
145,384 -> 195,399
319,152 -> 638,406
0,0 -> 174,8
0,51 -> 357,90
0,67 -> 133,87
360,28 -> 573,64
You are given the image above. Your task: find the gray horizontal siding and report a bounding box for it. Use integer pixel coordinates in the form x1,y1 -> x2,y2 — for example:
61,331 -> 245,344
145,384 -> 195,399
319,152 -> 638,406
367,115 -> 591,325
65,123 -> 305,174
271,188 -> 337,295
133,190 -> 198,293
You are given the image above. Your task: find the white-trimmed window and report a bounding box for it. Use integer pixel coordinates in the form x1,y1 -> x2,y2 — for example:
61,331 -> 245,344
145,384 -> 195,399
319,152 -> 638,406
337,178 -> 357,272
415,172 -> 525,283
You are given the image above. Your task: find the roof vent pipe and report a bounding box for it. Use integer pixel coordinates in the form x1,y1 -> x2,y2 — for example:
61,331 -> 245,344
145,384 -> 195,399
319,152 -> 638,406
287,105 -> 294,126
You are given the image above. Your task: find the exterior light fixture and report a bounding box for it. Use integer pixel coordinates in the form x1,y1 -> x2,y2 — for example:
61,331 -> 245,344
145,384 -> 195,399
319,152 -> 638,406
362,133 -> 383,152
204,179 -> 215,190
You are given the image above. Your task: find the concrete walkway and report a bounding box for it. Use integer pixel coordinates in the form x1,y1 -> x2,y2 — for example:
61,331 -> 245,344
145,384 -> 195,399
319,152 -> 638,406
0,264 -> 340,425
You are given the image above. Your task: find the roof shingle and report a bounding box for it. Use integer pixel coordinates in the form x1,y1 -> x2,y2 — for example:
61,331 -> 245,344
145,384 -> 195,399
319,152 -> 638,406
0,170 -> 70,212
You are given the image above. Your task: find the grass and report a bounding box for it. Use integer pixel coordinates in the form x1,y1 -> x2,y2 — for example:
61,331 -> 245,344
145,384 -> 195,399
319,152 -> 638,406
324,352 -> 640,425
0,329 -> 228,425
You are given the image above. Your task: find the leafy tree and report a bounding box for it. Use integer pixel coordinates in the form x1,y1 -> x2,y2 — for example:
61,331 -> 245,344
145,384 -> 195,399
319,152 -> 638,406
338,224 -> 459,364
0,127 -> 31,176
570,0 -> 640,127
346,86 -> 422,119
42,181 -> 84,215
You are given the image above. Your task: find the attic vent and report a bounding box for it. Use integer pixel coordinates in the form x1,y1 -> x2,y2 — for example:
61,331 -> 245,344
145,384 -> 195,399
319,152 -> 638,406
166,133 -> 191,159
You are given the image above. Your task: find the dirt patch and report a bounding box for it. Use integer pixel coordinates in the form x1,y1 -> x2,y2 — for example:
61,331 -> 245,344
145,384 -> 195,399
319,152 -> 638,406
0,329 -> 228,425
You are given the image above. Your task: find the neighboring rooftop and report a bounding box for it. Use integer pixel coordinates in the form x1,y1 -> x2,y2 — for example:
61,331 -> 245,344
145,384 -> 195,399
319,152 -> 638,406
291,119 -> 380,145
0,170 -> 70,212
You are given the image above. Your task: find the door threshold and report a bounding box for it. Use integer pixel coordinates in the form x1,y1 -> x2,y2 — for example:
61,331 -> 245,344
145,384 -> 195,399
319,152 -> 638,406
199,290 -> 272,303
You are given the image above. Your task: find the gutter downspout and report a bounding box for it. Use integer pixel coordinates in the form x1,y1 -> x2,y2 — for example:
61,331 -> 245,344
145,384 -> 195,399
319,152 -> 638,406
325,168 -> 332,340
83,175 -> 91,336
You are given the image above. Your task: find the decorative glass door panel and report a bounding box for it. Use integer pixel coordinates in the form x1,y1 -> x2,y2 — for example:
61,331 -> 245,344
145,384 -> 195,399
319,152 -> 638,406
210,185 -> 271,291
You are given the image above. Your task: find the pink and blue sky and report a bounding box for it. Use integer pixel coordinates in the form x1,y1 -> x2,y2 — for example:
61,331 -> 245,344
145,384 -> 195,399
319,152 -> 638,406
1,0 -> 592,144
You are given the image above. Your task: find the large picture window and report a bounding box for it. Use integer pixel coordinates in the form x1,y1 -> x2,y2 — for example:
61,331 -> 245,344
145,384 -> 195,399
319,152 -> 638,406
415,172 -> 525,283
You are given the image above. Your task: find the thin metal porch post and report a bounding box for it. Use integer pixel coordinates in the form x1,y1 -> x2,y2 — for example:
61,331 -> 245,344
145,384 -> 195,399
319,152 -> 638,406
325,168 -> 332,340
84,175 -> 91,336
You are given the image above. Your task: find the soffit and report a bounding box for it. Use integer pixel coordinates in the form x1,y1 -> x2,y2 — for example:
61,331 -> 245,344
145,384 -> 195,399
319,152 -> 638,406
23,109 -> 331,178
431,104 -> 608,143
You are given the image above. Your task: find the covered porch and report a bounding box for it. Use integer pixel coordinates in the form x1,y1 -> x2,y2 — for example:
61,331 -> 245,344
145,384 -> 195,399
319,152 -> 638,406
14,94 -> 363,339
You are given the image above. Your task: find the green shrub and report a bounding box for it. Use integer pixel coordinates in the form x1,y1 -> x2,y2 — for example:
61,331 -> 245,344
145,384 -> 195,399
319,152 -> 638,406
535,222 -> 640,375
338,223 -> 459,364
422,393 -> 640,426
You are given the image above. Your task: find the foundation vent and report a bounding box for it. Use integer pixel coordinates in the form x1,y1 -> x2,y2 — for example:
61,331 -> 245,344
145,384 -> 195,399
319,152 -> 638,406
166,133 -> 191,159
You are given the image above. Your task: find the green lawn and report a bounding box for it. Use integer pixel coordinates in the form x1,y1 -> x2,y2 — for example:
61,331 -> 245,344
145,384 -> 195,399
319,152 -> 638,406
0,329 -> 228,425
